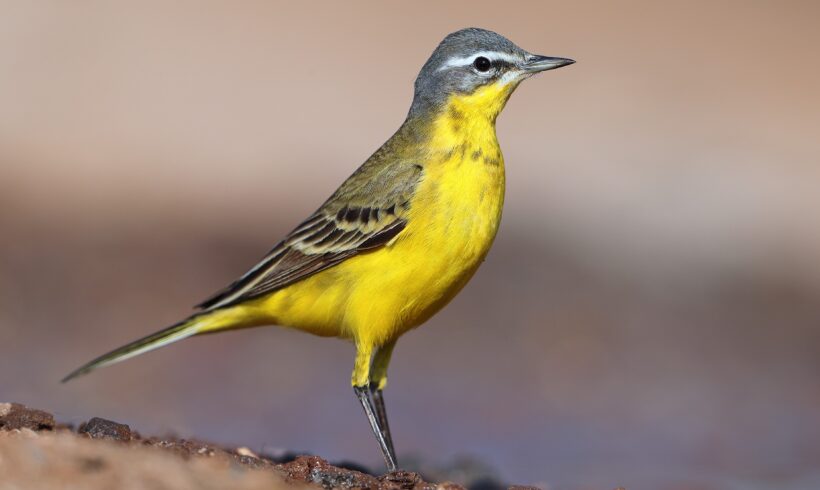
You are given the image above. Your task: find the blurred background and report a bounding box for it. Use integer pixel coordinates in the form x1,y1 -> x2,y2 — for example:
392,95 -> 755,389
2,1 -> 820,489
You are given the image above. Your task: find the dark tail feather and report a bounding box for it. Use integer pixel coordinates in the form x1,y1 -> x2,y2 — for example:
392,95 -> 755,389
61,316 -> 203,383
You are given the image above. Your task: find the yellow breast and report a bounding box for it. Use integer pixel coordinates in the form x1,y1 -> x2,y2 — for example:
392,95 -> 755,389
249,84 -> 510,346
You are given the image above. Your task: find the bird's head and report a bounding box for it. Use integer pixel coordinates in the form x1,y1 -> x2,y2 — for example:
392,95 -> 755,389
410,28 -> 574,122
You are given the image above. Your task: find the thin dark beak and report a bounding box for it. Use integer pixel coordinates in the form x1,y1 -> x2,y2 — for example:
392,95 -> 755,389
522,55 -> 575,73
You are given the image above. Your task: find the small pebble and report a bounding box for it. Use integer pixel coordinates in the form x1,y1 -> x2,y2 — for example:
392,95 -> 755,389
78,417 -> 132,441
0,402 -> 56,431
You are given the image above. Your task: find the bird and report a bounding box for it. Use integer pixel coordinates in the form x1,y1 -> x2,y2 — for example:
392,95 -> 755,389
62,27 -> 574,472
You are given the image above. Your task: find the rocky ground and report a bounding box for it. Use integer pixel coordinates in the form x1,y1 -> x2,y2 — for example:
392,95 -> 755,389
0,402 -> 547,490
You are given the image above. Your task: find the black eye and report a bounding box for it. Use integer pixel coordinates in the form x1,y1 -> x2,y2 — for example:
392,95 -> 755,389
473,56 -> 491,72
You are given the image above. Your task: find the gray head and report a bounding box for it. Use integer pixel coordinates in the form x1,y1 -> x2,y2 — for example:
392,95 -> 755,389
409,28 -> 573,117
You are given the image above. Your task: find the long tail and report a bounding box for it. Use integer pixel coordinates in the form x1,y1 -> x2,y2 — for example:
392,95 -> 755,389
62,314 -> 209,383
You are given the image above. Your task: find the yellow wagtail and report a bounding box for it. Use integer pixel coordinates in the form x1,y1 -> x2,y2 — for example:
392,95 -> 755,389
63,28 -> 574,471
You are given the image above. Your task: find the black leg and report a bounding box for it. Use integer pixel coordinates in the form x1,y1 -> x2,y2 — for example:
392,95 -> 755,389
369,383 -> 397,461
354,385 -> 397,472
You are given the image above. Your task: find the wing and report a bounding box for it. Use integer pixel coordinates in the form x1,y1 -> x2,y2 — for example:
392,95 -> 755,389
196,159 -> 423,310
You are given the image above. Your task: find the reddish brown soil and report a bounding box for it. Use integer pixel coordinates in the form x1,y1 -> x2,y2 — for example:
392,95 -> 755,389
0,402 -> 541,490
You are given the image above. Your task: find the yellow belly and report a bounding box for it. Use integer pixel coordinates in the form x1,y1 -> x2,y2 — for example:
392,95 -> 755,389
226,87 -> 511,349
237,150 -> 504,347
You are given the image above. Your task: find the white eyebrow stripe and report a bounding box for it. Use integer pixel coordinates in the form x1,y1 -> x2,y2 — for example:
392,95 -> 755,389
437,51 -> 521,71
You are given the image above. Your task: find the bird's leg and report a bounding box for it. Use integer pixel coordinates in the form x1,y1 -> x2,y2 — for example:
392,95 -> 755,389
369,340 -> 397,460
352,343 -> 397,472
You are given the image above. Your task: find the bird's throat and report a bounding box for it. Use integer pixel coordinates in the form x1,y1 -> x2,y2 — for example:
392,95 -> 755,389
426,81 -> 515,166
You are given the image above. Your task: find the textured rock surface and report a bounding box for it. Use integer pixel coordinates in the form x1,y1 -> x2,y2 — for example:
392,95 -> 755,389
0,402 -> 527,490
0,429 -> 297,490
0,402 -> 56,431
79,416 -> 133,441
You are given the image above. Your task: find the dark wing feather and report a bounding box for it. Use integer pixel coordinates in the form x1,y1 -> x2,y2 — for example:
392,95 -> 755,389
196,160 -> 422,310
